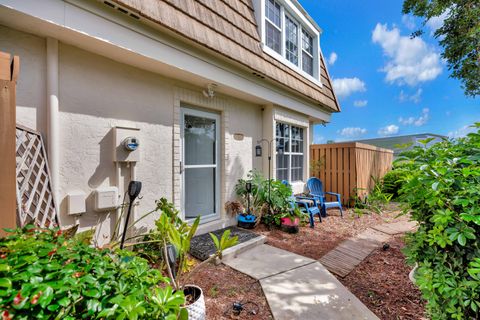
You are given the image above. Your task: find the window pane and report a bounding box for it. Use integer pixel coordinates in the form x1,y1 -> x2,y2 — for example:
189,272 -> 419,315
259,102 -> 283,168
302,52 -> 313,76
265,0 -> 281,27
302,30 -> 313,55
185,168 -> 216,219
184,114 -> 216,165
291,155 -> 303,181
285,16 -> 298,65
266,22 -> 281,54
276,154 -> 289,181
276,123 -> 289,152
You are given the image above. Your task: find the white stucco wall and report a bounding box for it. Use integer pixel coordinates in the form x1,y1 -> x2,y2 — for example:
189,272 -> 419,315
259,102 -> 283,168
0,25 -> 46,134
3,26 -> 267,242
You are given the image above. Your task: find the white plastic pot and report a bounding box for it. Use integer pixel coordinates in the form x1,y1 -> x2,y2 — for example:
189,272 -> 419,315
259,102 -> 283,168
184,285 -> 205,320
408,263 -> 418,284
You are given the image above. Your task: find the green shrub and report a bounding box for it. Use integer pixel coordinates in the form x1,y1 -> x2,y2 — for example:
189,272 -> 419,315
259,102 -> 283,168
399,123 -> 480,320
0,226 -> 186,320
382,168 -> 407,199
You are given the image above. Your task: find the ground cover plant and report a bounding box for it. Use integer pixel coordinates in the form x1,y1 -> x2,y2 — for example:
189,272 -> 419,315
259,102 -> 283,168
0,225 -> 185,320
399,123 -> 480,319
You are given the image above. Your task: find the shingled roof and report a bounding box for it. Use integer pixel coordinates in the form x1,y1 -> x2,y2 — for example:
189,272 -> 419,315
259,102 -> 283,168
110,0 -> 340,113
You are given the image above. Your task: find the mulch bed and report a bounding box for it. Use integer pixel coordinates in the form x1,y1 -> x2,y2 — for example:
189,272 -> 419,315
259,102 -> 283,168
187,203 -> 421,319
255,203 -> 408,260
189,262 -> 273,320
340,235 -> 427,319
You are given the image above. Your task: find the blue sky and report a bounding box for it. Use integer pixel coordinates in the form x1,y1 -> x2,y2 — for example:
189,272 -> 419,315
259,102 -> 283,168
299,0 -> 479,143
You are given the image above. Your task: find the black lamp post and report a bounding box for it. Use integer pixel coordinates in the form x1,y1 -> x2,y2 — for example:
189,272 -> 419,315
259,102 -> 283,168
256,139 -> 279,211
245,182 -> 252,215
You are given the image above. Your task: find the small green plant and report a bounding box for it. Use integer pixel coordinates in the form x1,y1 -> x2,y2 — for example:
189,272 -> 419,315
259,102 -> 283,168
0,225 -> 185,319
351,176 -> 393,215
399,123 -> 480,320
136,198 -> 238,292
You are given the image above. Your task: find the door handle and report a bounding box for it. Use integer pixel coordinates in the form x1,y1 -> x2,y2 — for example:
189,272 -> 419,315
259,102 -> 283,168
180,161 -> 183,174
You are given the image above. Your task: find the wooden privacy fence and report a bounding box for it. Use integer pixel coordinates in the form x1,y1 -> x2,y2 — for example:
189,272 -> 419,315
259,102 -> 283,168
310,142 -> 394,206
0,52 -> 19,236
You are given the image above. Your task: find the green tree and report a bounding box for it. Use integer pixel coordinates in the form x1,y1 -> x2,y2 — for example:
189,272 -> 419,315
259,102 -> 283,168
402,0 -> 480,97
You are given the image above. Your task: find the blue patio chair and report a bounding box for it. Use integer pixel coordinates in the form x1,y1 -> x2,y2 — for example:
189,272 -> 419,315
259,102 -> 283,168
281,180 -> 322,227
306,177 -> 343,218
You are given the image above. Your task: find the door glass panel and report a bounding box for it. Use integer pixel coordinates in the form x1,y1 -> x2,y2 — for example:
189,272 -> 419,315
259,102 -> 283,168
184,115 -> 216,165
185,168 -> 215,219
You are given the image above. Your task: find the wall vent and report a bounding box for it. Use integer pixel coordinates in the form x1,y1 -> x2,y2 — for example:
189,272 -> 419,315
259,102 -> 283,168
102,1 -> 141,20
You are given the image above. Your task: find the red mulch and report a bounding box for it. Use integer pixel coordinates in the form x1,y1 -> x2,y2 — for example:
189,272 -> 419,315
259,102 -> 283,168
188,262 -> 273,320
255,204 -> 408,260
340,236 -> 427,320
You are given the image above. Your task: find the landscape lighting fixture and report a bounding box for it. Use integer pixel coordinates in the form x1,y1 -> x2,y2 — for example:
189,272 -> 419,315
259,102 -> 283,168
255,145 -> 262,157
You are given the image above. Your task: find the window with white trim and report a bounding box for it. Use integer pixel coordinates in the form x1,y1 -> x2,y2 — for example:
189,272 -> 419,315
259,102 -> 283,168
265,0 -> 281,54
276,122 -> 304,182
285,15 -> 298,65
301,30 -> 314,75
262,0 -> 319,80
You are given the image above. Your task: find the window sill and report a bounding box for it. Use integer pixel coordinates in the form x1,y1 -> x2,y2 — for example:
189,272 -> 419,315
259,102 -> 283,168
262,45 -> 323,88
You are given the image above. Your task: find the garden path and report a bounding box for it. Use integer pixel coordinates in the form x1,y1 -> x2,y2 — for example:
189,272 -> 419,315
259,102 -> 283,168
223,220 -> 416,319
224,244 -> 379,320
319,220 -> 417,277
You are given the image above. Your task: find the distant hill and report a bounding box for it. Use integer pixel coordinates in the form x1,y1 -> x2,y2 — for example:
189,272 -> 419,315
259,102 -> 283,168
353,133 -> 447,157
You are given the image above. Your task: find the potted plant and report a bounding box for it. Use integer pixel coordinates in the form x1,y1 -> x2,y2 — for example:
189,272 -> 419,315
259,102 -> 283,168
280,207 -> 303,234
148,198 -> 238,320
224,200 -> 256,229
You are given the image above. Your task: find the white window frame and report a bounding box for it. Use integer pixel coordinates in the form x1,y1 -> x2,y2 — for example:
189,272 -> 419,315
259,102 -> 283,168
275,122 -> 305,182
301,29 -> 314,76
258,0 -> 322,86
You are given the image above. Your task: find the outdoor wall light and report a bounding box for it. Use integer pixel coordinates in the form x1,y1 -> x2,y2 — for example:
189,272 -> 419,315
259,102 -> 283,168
255,145 -> 262,157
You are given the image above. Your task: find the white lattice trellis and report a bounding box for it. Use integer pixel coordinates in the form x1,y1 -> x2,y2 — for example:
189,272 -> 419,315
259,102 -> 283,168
16,125 -> 58,227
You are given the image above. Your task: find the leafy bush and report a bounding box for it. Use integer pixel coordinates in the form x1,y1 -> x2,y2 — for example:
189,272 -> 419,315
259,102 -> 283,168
381,168 -> 407,199
235,170 -> 299,225
0,226 -> 185,320
399,124 -> 480,320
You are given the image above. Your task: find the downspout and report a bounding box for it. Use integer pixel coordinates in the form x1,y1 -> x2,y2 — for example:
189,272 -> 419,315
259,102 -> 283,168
47,38 -> 60,219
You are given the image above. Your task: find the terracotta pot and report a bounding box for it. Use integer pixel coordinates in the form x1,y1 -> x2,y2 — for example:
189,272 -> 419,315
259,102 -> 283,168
184,285 -> 205,320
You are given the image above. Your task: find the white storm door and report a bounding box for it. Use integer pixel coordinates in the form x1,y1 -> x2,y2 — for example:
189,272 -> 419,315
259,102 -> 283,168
181,107 -> 220,223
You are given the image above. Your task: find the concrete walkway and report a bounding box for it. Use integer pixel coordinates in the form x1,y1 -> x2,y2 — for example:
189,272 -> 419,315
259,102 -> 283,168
223,220 -> 417,319
224,244 -> 379,320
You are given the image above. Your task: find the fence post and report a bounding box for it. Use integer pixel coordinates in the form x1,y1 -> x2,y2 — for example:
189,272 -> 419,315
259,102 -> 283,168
0,52 -> 19,236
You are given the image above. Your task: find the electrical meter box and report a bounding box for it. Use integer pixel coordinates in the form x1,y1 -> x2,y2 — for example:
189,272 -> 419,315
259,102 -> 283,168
114,126 -> 140,162
94,187 -> 118,211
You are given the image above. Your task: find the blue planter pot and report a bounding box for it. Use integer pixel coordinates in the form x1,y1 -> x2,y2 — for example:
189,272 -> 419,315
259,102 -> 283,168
237,214 -> 257,229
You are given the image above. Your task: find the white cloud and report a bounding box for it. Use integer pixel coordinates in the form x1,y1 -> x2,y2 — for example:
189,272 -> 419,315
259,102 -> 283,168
353,100 -> 368,107
332,77 -> 366,99
372,23 -> 442,86
398,108 -> 430,126
399,88 -> 423,104
402,15 -> 416,30
426,9 -> 450,33
448,125 -> 476,138
328,52 -> 338,65
338,127 -> 367,138
378,124 -> 399,136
